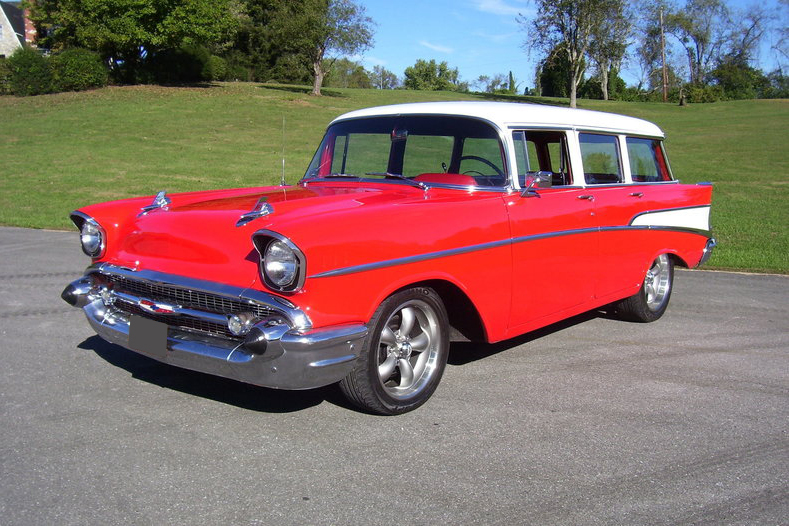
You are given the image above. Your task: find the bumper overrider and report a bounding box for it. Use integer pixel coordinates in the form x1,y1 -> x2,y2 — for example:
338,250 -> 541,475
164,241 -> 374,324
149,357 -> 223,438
61,264 -> 367,390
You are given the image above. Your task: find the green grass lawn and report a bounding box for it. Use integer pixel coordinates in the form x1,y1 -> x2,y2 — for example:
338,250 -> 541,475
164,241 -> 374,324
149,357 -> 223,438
1,83 -> 786,273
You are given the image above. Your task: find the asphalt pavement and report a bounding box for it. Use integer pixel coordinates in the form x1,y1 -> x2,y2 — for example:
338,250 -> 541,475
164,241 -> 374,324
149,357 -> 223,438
1,226 -> 787,525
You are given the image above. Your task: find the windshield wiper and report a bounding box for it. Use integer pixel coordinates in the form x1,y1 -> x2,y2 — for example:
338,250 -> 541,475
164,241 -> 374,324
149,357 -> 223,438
365,172 -> 427,190
325,173 -> 360,178
301,173 -> 359,186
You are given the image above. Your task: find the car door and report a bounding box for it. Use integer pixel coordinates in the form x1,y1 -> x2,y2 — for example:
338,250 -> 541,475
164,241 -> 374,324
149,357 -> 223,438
506,130 -> 597,332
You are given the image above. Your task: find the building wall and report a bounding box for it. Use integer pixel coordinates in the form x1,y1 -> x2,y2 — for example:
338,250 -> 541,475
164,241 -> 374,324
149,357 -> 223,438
0,10 -> 22,58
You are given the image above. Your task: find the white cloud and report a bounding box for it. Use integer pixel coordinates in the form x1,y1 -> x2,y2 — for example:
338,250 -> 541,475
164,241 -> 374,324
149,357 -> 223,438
419,41 -> 454,54
470,0 -> 530,16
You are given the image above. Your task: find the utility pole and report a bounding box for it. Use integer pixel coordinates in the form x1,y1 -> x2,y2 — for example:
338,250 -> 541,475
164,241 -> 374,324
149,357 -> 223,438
660,8 -> 669,103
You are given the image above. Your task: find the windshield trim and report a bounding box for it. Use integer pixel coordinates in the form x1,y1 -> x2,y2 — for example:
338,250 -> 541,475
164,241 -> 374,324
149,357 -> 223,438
301,114 -> 513,191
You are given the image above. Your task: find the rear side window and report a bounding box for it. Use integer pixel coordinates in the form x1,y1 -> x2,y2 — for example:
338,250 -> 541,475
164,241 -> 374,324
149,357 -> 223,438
626,137 -> 672,182
579,133 -> 622,184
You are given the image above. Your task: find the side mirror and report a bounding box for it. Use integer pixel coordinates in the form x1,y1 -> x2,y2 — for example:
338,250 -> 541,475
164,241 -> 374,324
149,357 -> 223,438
520,171 -> 553,197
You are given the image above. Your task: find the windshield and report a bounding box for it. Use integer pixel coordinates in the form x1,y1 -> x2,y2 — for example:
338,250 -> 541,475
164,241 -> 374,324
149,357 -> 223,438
303,116 -> 508,187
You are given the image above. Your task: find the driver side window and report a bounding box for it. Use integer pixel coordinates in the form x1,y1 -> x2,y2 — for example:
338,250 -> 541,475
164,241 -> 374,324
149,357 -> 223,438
512,130 -> 572,186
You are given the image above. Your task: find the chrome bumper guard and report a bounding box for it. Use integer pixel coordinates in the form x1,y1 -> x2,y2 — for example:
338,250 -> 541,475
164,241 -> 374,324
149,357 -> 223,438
62,266 -> 367,390
697,237 -> 717,266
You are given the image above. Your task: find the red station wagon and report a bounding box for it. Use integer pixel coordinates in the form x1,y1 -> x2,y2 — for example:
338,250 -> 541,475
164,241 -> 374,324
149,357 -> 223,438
62,102 -> 716,414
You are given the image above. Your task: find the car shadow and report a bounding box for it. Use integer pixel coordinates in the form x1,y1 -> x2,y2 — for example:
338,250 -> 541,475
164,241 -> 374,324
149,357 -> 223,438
448,308 -> 614,366
78,335 -> 354,413
79,307 -> 619,413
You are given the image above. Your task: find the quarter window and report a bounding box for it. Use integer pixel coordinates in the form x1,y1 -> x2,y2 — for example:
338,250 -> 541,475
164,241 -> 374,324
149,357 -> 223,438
626,137 -> 672,182
579,133 -> 622,184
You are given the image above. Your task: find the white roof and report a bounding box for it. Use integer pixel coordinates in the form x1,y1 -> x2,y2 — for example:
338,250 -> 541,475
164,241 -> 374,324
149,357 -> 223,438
332,101 -> 664,138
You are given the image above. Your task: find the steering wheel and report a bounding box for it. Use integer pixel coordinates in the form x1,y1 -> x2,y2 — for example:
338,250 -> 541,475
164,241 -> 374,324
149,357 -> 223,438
459,155 -> 505,177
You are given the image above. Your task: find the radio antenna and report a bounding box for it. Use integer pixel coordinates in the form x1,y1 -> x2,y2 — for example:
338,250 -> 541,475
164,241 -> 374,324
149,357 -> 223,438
280,115 -> 286,186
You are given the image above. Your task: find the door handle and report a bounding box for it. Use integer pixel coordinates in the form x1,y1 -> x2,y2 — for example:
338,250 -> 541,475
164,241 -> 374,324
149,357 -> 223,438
629,192 -> 644,198
577,195 -> 595,201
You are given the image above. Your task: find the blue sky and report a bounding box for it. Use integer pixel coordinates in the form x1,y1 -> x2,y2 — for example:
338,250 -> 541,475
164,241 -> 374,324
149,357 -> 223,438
356,0 -> 786,90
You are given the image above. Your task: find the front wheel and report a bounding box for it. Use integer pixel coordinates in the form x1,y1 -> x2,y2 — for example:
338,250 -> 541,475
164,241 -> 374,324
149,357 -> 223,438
339,287 -> 449,415
615,254 -> 674,322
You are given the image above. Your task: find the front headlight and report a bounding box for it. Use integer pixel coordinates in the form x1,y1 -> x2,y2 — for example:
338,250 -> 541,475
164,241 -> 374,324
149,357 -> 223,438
253,231 -> 305,292
264,240 -> 298,287
71,212 -> 106,258
80,220 -> 104,257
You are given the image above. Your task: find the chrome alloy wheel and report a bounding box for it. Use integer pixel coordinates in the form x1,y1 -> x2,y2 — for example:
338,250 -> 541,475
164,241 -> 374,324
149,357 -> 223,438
376,299 -> 441,399
644,253 -> 672,311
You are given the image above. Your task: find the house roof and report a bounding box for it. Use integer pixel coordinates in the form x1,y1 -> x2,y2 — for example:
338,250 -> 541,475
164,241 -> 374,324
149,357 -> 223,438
332,101 -> 665,138
0,1 -> 25,46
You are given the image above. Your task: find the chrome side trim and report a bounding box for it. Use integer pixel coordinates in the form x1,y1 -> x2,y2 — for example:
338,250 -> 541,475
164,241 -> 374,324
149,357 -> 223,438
88,263 -> 312,330
310,238 -> 513,278
310,225 -> 712,279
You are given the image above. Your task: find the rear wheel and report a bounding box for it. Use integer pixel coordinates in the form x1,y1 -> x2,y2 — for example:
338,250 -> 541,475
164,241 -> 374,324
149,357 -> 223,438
615,254 -> 674,322
339,287 -> 449,415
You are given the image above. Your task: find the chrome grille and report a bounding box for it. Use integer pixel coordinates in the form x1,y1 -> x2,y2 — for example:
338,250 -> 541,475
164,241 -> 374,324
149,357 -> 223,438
105,274 -> 275,340
107,275 -> 273,317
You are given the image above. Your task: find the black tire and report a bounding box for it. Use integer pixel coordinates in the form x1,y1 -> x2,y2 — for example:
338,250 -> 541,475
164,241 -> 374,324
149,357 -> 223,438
615,254 -> 674,322
339,287 -> 449,415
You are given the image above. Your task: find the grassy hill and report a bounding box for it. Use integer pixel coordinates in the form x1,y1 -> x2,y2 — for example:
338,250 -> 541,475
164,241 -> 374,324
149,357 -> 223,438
1,83 -> 786,273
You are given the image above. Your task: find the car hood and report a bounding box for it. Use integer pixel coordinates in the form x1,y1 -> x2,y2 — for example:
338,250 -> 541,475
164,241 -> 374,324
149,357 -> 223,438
89,183 -> 422,288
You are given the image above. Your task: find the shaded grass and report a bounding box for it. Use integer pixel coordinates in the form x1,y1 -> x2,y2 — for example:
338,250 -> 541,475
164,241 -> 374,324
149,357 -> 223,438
0,83 -> 786,273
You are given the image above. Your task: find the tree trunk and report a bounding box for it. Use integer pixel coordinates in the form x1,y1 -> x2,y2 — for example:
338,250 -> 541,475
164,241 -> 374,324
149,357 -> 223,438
601,68 -> 609,101
569,78 -> 578,108
311,59 -> 324,96
311,43 -> 326,96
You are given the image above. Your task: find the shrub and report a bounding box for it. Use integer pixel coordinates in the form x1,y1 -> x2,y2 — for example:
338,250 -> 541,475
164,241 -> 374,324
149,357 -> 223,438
0,57 -> 11,95
7,46 -> 54,96
202,55 -> 227,81
685,84 -> 724,103
51,48 -> 108,91
149,45 -> 210,84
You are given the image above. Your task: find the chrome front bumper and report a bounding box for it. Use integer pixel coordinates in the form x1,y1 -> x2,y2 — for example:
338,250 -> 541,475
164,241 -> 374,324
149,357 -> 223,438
62,268 -> 367,390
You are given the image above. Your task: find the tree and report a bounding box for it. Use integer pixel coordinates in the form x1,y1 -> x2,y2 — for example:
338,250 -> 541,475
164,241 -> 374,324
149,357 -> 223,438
664,0 -> 729,85
475,73 -> 507,93
519,0 -> 616,107
370,65 -> 399,89
775,0 -> 789,69
586,0 -> 630,100
726,4 -> 770,65
634,0 -> 680,93
404,59 -> 467,91
27,0 -> 237,83
708,56 -> 769,99
307,0 -> 374,95
536,44 -> 580,97
323,57 -> 371,88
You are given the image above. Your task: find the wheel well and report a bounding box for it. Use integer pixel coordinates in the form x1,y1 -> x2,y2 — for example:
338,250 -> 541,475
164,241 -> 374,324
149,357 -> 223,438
395,280 -> 487,342
668,252 -> 689,268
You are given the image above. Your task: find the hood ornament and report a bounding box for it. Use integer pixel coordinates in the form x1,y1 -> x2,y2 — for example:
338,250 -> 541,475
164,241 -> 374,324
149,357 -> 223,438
138,190 -> 170,217
236,196 -> 274,227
